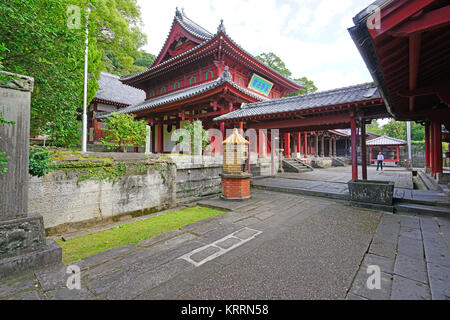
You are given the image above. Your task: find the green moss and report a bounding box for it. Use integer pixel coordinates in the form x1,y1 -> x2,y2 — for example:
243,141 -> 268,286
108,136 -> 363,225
57,206 -> 227,264
54,160 -> 172,185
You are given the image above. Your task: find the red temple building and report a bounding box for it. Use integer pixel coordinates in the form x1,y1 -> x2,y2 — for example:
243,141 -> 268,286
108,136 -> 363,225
366,135 -> 406,165
349,0 -> 449,179
97,8 -> 303,154
89,72 -> 145,143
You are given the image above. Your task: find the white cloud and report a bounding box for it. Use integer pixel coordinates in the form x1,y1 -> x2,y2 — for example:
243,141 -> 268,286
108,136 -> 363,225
136,0 -> 375,91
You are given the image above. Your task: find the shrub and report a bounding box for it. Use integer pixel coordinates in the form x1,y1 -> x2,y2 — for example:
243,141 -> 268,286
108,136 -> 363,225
29,147 -> 54,177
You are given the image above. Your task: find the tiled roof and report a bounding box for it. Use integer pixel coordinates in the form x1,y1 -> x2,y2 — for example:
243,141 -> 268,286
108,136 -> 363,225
175,8 -> 213,40
214,82 -> 381,121
366,134 -> 406,146
96,69 -> 269,119
121,10 -> 302,90
94,72 -> 145,106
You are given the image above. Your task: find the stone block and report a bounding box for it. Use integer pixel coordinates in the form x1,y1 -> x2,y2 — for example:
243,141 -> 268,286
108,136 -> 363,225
348,180 -> 395,205
0,215 -> 46,260
391,275 -> 431,300
0,240 -> 62,278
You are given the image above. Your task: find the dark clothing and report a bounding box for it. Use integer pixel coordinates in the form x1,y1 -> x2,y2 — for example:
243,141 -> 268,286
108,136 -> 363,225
377,160 -> 383,171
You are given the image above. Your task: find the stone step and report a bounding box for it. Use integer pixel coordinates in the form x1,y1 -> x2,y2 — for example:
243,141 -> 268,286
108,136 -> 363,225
418,170 -> 442,192
394,202 -> 450,218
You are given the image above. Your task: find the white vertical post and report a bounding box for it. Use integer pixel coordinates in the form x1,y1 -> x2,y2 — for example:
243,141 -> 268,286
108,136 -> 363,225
145,125 -> 151,155
407,121 -> 412,163
81,8 -> 90,153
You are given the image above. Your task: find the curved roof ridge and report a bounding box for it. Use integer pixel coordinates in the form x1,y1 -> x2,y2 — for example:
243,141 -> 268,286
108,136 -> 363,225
176,8 -> 213,40
98,69 -> 268,119
242,82 -> 377,109
218,28 -> 303,89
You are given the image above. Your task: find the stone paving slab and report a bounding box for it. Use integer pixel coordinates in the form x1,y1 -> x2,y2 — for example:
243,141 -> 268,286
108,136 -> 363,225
347,213 -> 450,300
2,188 -> 449,300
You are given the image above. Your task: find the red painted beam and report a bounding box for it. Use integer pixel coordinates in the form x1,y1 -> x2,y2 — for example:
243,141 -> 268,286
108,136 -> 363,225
409,33 -> 421,112
247,114 -> 351,130
390,5 -> 450,36
369,0 -> 434,40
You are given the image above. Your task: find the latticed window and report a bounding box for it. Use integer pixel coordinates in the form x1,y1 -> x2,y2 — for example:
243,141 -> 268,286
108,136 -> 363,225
189,76 -> 197,85
173,81 -> 180,90
160,86 -> 166,94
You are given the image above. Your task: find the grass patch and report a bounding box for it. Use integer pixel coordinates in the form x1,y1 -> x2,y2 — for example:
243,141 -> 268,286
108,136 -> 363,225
57,206 -> 226,264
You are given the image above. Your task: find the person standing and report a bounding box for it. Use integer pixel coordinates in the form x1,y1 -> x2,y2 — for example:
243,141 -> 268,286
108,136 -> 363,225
377,152 -> 384,171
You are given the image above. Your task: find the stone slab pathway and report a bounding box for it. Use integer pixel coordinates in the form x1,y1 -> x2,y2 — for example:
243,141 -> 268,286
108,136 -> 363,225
1,189 -> 448,300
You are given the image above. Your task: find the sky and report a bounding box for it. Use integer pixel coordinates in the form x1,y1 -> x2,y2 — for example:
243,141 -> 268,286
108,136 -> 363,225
136,0 -> 377,92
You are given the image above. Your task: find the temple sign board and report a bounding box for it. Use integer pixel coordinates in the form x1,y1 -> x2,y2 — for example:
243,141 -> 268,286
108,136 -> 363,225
248,74 -> 273,96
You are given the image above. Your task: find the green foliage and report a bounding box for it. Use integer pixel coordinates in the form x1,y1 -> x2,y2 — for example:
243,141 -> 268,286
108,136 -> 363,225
256,52 -> 292,78
134,51 -> 156,69
29,147 -> 55,177
366,119 -> 384,136
103,50 -> 155,75
0,111 -> 15,174
176,120 -> 210,154
101,112 -> 147,151
285,76 -> 318,97
381,120 -> 424,141
0,0 -> 148,148
55,160 -> 169,184
0,0 -> 99,147
256,52 -> 317,96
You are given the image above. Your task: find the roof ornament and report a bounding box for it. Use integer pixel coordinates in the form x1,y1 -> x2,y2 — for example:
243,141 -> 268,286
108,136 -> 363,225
218,19 -> 226,33
175,7 -> 182,18
220,66 -> 232,81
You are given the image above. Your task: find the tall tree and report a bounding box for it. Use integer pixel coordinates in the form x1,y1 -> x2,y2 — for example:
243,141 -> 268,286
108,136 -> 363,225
256,52 -> 317,96
380,119 -> 424,141
285,76 -> 318,97
256,52 -> 292,78
0,0 -> 148,147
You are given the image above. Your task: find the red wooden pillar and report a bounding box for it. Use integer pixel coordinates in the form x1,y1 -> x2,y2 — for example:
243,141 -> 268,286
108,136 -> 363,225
350,117 -> 358,180
151,124 -> 155,153
424,123 -> 430,169
361,123 -> 367,180
304,132 -> 308,156
157,122 -> 163,154
430,123 -> 435,174
284,133 -> 291,158
296,132 -> 301,153
239,122 -> 244,136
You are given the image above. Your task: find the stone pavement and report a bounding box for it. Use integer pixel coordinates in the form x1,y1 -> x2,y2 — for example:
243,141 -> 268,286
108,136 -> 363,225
0,189 -> 448,300
277,165 -> 414,189
253,166 -> 450,209
347,214 -> 450,300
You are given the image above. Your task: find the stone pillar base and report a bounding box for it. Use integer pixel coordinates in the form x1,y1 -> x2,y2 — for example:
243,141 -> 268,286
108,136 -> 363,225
0,215 -> 62,277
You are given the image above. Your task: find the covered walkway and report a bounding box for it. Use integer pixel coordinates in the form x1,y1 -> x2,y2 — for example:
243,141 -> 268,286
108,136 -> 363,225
215,82 -> 389,181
